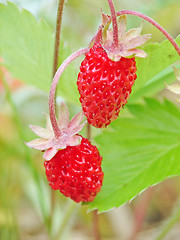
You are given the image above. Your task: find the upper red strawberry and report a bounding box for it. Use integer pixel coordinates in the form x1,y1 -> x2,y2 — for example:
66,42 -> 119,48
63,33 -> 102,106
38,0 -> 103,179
44,136 -> 104,203
77,15 -> 151,128
77,42 -> 137,128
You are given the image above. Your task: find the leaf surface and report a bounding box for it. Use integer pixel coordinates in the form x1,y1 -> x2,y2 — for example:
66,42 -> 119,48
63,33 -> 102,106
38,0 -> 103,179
130,35 -> 180,101
0,2 -> 79,104
88,99 -> 180,212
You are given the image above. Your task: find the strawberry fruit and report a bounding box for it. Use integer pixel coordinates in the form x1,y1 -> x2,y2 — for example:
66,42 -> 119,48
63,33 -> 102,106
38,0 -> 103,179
77,15 -> 151,128
44,136 -> 104,202
26,103 -> 104,202
77,42 -> 137,128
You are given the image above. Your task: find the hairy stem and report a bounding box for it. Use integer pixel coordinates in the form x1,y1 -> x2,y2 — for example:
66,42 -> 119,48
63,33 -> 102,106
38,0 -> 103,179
51,0 -> 65,230
49,48 -> 89,138
107,0 -> 119,48
92,210 -> 101,240
128,188 -> 154,240
86,124 -> 101,240
116,10 -> 180,56
87,123 -> 92,141
53,0 -> 65,77
89,26 -> 103,47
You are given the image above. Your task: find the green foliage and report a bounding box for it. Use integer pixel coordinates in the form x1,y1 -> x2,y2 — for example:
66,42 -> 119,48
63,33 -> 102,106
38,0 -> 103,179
88,99 -> 180,212
131,35 -> 180,101
0,1 -> 79,104
0,2 -> 180,106
0,2 -> 53,91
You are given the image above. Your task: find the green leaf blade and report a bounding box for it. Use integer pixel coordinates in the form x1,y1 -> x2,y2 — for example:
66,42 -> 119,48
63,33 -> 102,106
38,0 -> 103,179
88,99 -> 180,212
0,2 -> 53,92
0,1 -> 80,104
130,35 -> 180,101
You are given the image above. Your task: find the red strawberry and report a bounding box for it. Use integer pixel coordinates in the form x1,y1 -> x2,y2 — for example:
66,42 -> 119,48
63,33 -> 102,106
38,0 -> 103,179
26,103 -> 104,202
77,15 -> 151,128
77,42 -> 137,128
44,136 -> 104,202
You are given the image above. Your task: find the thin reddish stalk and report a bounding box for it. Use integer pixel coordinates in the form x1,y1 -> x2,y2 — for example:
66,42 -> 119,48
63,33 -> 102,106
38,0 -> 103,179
116,10 -> 180,56
93,210 -> 101,240
86,124 -> 101,240
94,27 -> 103,45
87,123 -> 92,140
49,48 -> 89,138
88,27 -> 103,47
128,188 -> 154,240
51,0 -> 65,229
107,0 -> 119,48
53,0 -> 65,77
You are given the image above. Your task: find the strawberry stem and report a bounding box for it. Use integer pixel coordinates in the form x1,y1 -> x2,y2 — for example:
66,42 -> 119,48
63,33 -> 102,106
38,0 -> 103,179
107,0 -> 119,48
93,210 -> 101,240
51,0 -> 65,229
89,26 -> 103,47
86,124 -> 101,240
53,0 -> 65,77
49,48 -> 89,138
117,10 -> 180,56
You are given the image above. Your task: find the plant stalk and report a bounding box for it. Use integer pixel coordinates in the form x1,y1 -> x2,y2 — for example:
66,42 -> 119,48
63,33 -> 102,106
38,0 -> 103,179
92,210 -> 101,240
53,0 -> 65,77
86,124 -> 101,240
51,0 -> 66,230
49,48 -> 89,138
116,10 -> 180,56
89,26 -> 103,47
87,123 -> 92,141
128,188 -> 154,240
107,0 -> 119,48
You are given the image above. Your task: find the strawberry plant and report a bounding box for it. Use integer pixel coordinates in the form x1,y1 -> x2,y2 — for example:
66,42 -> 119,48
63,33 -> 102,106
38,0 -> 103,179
1,0 -> 180,239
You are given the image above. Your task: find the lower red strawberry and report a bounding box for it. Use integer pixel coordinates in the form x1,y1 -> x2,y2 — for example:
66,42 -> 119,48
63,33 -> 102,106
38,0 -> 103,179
44,136 -> 104,203
77,42 -> 137,128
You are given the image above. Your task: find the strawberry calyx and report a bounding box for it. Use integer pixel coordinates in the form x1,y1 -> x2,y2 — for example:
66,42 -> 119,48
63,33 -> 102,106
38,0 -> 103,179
26,102 -> 87,160
100,14 -> 151,61
166,67 -> 180,95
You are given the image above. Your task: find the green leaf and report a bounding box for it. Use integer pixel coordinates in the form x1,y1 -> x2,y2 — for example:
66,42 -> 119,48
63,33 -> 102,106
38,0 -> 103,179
130,35 -> 180,101
130,66 -> 178,100
0,2 -> 53,91
0,2 -> 80,104
88,99 -> 180,212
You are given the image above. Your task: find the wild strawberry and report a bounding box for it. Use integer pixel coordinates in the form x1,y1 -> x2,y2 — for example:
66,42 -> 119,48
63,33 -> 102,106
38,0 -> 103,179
77,15 -> 151,128
77,42 -> 137,128
26,103 -> 104,202
44,137 -> 103,202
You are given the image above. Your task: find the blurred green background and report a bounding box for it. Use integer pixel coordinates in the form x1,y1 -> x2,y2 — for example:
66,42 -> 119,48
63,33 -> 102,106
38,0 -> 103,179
0,0 -> 180,239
